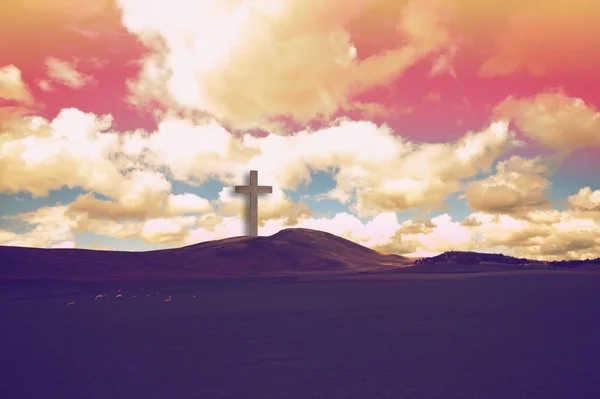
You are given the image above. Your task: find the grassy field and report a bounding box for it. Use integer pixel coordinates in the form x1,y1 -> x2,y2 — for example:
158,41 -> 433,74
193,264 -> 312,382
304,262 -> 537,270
2,271 -> 600,399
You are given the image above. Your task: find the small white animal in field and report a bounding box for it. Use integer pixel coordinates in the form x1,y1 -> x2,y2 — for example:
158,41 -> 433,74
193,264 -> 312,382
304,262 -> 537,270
164,296 -> 172,303
115,293 -> 123,299
66,301 -> 76,307
192,295 -> 196,298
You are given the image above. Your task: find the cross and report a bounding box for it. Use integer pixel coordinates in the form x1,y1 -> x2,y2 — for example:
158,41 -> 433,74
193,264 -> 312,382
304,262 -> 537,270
234,170 -> 272,237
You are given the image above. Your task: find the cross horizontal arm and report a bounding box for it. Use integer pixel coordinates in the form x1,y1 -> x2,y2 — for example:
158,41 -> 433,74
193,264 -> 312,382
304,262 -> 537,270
256,186 -> 273,194
234,185 -> 251,194
235,185 -> 272,194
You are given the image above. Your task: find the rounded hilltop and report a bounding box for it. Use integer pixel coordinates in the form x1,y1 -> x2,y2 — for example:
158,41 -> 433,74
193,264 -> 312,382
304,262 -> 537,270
176,227 -> 410,275
267,228 -> 376,254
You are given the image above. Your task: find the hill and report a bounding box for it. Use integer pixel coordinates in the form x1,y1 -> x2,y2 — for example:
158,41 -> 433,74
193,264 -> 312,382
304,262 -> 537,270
412,251 -> 600,270
0,228 -> 412,282
414,251 -> 533,265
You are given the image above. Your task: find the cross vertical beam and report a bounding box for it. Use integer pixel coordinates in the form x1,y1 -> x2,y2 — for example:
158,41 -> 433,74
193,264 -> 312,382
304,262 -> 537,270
234,170 -> 273,237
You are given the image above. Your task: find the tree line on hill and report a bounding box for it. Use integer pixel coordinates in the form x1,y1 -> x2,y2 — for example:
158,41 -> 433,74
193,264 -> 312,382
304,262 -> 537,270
414,251 -> 600,269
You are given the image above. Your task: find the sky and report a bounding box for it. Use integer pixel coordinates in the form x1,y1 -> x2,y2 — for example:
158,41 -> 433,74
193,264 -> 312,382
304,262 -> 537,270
0,0 -> 599,260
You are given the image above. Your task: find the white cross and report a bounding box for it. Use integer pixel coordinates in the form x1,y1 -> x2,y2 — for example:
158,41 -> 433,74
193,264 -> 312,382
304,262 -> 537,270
234,170 -> 272,237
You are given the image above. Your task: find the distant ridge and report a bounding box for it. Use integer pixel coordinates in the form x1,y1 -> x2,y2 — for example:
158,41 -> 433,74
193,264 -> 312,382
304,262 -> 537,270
414,251 -> 600,269
0,228 -> 412,282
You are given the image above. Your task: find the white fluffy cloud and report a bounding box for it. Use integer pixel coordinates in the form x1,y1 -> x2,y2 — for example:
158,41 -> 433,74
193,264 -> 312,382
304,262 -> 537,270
0,65 -> 35,104
0,64 -> 38,123
567,187 -> 600,223
0,97 -> 521,251
166,194 -> 213,215
460,209 -> 600,260
464,156 -> 552,215
372,214 -> 475,257
145,118 -> 516,218
0,108 -> 121,196
1,102 -> 513,219
117,0 -> 459,129
494,91 -> 600,151
569,187 -> 600,211
141,216 -> 197,244
1,205 -> 80,248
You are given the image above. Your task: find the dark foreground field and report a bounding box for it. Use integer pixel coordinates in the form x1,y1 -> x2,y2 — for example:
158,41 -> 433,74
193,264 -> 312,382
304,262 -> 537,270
2,272 -> 600,399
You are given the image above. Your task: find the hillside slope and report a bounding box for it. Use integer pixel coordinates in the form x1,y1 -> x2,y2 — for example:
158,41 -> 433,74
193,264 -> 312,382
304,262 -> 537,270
0,228 -> 412,281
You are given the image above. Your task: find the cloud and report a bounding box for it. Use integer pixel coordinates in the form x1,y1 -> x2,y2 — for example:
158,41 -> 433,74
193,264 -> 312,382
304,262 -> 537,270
567,187 -> 600,222
569,187 -> 600,211
67,170 -> 174,221
166,193 -> 213,215
470,212 -> 552,250
464,156 -> 553,215
0,108 -> 121,196
0,102 -> 518,224
42,57 -> 96,90
110,116 -> 516,218
245,119 -> 515,217
0,65 -> 35,103
423,91 -> 442,103
74,218 -> 142,240
0,107 -> 214,227
117,0 -> 458,130
65,175 -> 214,225
429,44 -> 457,77
520,209 -> 562,225
538,231 -> 597,257
51,240 -> 76,249
141,216 -> 196,244
142,118 -> 246,183
0,228 -> 21,244
466,209 -> 600,260
348,121 -> 515,216
494,91 -> 600,151
87,242 -> 114,251
373,214 -> 475,257
37,80 -> 53,92
0,205 -> 79,248
0,65 -> 38,124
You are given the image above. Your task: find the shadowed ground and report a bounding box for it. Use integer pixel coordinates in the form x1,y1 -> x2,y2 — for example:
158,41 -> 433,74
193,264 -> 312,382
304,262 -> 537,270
2,272 -> 600,399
